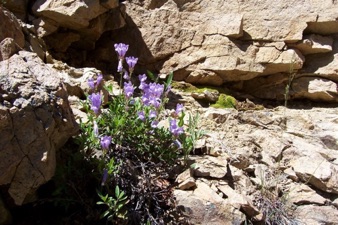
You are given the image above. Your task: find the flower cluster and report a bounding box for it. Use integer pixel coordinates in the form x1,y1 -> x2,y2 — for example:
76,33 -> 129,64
88,74 -> 103,92
114,43 -> 138,76
87,74 -> 112,155
88,93 -> 101,115
169,104 -> 184,136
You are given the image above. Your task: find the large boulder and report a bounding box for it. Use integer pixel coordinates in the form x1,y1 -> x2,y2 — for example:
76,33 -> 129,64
0,51 -> 78,205
31,0 -> 123,53
0,6 -> 25,61
32,0 -> 119,29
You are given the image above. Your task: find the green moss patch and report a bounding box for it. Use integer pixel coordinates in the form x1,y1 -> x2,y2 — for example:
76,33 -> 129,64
211,94 -> 237,109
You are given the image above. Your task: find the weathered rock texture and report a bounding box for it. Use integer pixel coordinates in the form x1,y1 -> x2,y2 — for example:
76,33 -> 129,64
118,0 -> 338,102
31,0 -> 122,56
1,0 -> 28,21
0,51 -> 78,205
171,88 -> 338,224
4,0 -> 336,102
0,6 -> 25,61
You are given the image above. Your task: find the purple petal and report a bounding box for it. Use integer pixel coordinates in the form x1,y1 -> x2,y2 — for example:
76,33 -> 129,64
126,56 -> 138,70
88,77 -> 95,90
114,43 -> 129,58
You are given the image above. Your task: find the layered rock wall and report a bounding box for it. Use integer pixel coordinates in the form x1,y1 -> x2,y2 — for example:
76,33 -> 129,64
119,0 -> 338,102
4,0 -> 336,102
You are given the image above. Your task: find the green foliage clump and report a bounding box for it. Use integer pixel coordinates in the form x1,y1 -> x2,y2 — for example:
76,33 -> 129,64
211,94 -> 237,109
73,43 -> 204,224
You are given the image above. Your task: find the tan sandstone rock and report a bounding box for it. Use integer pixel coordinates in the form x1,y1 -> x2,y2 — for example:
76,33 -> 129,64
32,0 -> 119,29
290,156 -> 338,194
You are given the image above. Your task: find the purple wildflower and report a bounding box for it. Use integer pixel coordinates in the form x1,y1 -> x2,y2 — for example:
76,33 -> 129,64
88,93 -> 102,115
100,136 -> 112,150
149,110 -> 157,119
126,56 -> 138,72
169,119 -> 184,136
88,74 -> 103,91
124,81 -> 134,98
141,83 -> 164,108
151,120 -> 159,128
123,70 -> 130,80
137,111 -> 145,121
174,139 -> 182,148
96,74 -> 103,87
139,81 -> 148,91
175,104 -> 184,115
114,43 -> 129,58
88,77 -> 95,90
101,168 -> 108,186
165,85 -> 171,95
139,74 -> 147,82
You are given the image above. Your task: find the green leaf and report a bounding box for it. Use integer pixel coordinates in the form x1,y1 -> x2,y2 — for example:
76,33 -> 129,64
115,185 -> 120,198
146,70 -> 156,82
101,210 -> 110,219
165,72 -> 173,89
118,190 -> 125,199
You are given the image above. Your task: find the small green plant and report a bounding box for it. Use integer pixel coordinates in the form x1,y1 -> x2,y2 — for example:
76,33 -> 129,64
211,93 -> 237,108
284,53 -> 296,108
97,186 -> 128,221
252,168 -> 299,225
181,112 -> 204,163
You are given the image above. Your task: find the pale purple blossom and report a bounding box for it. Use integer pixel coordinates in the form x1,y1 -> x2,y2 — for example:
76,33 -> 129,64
96,74 -> 103,87
123,70 -> 130,80
141,83 -> 164,108
124,81 -> 134,98
151,120 -> 159,128
126,56 -> 138,72
114,43 -> 129,58
139,81 -> 148,91
139,74 -> 147,82
88,74 -> 103,91
175,104 -> 184,115
165,85 -> 171,95
88,93 -> 102,115
137,111 -> 145,121
88,77 -> 95,90
174,139 -> 182,149
149,110 -> 157,118
169,119 -> 184,136
138,74 -> 147,90
100,136 -> 112,150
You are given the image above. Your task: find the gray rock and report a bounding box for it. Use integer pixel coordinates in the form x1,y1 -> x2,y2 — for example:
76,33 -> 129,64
0,51 -> 78,205
0,7 -> 25,61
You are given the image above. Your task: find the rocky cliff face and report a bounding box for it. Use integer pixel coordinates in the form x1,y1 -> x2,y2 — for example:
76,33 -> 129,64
1,1 -> 338,224
120,0 -> 338,102
3,0 -> 336,103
